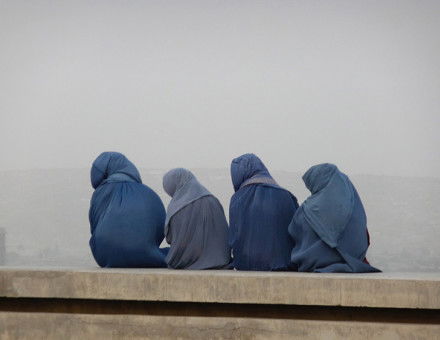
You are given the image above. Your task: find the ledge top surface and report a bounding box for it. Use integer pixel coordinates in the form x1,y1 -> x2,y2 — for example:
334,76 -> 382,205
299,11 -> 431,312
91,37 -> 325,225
1,267 -> 439,309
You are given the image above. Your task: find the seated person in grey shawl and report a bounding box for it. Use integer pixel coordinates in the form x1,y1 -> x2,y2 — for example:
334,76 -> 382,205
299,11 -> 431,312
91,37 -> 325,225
163,168 -> 232,269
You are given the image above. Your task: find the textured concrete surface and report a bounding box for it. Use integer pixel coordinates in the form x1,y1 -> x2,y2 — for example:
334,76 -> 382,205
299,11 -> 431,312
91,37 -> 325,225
1,268 -> 440,339
1,312 -> 440,340
1,267 -> 440,309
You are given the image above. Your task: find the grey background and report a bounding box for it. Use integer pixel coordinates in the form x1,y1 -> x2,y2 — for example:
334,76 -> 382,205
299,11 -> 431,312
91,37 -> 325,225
0,1 -> 439,271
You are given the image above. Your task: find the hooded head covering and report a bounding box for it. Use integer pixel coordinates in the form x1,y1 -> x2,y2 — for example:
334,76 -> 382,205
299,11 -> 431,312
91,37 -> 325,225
163,168 -> 211,235
89,152 -> 167,268
301,163 -> 354,248
289,163 -> 379,273
231,153 -> 278,192
91,152 -> 141,189
163,168 -> 231,269
229,154 -> 298,271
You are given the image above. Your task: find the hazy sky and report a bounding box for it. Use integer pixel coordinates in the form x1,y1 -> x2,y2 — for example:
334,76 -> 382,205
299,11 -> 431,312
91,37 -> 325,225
1,0 -> 439,177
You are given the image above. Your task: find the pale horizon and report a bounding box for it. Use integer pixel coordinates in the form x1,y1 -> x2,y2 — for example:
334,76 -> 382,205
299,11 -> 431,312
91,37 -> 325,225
0,0 -> 439,272
1,1 -> 439,178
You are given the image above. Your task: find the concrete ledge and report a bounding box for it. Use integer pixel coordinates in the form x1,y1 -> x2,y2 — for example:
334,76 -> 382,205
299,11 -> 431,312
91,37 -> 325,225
2,312 -> 440,340
1,268 -> 440,339
1,267 -> 440,309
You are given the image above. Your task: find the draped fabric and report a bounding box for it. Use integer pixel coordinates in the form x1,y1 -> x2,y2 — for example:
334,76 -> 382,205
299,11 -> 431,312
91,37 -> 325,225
163,168 -> 231,269
289,163 -> 380,273
163,168 -> 211,234
89,152 -> 167,268
229,154 -> 299,271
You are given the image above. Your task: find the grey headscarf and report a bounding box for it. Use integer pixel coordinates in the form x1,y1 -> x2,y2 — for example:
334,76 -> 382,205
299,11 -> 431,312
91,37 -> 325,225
163,168 -> 231,269
163,168 -> 211,237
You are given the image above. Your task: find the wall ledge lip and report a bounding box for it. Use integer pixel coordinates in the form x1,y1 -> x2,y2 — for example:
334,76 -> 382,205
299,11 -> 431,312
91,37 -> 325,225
1,267 -> 439,310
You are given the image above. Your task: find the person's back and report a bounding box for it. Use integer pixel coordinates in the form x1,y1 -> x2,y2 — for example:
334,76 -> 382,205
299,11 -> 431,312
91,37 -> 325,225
289,163 -> 379,273
89,152 -> 167,268
163,168 -> 231,269
229,154 -> 298,271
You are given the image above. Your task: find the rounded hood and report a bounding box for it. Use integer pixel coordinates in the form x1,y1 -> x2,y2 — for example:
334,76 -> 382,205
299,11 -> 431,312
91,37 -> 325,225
230,153 -> 272,192
90,152 -> 142,189
163,168 -> 195,197
302,163 -> 337,194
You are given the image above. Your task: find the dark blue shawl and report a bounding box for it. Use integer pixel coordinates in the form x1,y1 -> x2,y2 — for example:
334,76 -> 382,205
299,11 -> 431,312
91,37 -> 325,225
89,152 -> 167,268
229,153 -> 299,271
289,163 -> 380,273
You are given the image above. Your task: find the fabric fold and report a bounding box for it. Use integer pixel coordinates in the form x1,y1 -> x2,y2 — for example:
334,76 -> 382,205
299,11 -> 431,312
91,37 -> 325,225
89,152 -> 167,268
289,163 -> 380,273
163,168 -> 231,269
229,153 -> 299,271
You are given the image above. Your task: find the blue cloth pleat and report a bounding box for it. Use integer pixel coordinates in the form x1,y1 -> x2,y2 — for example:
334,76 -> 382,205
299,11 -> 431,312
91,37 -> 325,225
229,154 -> 299,271
289,163 -> 380,273
89,152 -> 167,268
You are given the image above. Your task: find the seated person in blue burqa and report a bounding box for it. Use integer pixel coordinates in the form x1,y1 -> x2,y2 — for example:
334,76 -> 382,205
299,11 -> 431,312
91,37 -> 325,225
289,163 -> 380,273
89,152 -> 167,268
229,153 -> 299,271
163,168 -> 231,269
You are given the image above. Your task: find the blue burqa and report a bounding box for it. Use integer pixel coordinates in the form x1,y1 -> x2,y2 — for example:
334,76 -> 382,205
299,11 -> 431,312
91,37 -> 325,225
229,154 -> 299,271
163,168 -> 231,269
89,152 -> 167,268
289,163 -> 380,273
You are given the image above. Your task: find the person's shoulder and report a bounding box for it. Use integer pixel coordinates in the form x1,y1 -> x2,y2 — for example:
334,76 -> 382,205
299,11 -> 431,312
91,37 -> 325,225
259,183 -> 290,194
203,194 -> 225,207
262,185 -> 299,203
138,183 -> 161,198
190,194 -> 216,206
